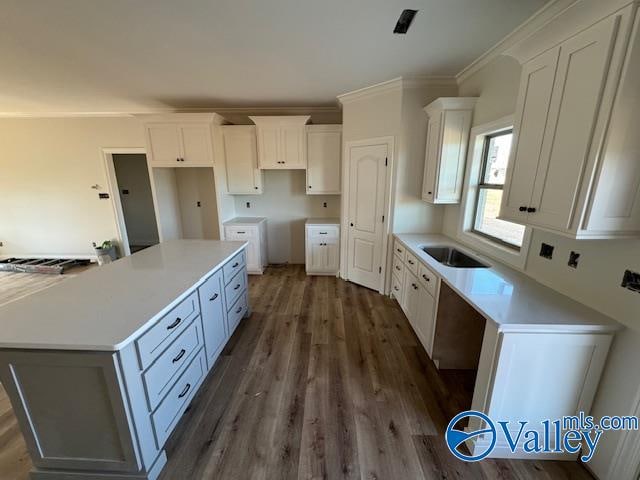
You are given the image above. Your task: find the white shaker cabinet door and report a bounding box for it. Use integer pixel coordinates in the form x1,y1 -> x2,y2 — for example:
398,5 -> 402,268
147,124 -> 182,166
222,126 -> 263,194
500,47 -> 559,224
528,16 -> 619,231
179,124 -> 214,166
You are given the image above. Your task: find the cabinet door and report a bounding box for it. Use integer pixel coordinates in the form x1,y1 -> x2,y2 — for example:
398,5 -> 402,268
179,124 -> 214,166
306,126 -> 342,194
280,125 -> 307,169
500,47 -> 559,223
436,110 -> 472,203
414,286 -> 436,357
324,239 -> 339,272
422,113 -> 442,202
256,126 -> 281,169
223,126 -> 263,194
147,124 -> 182,165
401,270 -> 420,326
308,241 -> 326,271
528,16 -> 619,231
198,271 -> 227,368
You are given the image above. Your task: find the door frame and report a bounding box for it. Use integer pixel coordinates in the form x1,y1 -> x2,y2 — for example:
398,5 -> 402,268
102,147 -> 159,257
340,136 -> 395,294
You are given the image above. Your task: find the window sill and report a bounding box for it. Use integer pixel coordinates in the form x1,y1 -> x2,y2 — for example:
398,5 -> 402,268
456,229 -> 530,271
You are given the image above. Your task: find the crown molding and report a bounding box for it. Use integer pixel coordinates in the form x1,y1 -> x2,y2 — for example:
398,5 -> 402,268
455,0 -> 579,85
337,75 -> 457,104
0,105 -> 341,119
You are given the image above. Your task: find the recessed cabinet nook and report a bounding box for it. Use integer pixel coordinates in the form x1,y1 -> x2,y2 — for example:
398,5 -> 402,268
499,0 -> 640,239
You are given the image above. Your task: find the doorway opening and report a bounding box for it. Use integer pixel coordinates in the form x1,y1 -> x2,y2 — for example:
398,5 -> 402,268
104,149 -> 160,256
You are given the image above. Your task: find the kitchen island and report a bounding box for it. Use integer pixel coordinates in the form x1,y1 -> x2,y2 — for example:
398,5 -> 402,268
0,240 -> 249,480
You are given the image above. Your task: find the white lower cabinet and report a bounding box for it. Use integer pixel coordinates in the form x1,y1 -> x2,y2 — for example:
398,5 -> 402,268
401,269 -> 436,357
198,269 -> 227,368
305,220 -> 340,275
223,218 -> 268,274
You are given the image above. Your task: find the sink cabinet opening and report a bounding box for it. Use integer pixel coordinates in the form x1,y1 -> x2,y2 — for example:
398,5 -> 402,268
431,282 -> 486,413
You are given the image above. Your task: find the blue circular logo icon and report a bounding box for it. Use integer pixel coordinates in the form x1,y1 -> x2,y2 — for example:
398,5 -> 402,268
445,410 -> 496,462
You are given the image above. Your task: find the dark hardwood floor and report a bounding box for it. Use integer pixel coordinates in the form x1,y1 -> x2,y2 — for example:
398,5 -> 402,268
160,265 -> 594,480
0,265 -> 594,479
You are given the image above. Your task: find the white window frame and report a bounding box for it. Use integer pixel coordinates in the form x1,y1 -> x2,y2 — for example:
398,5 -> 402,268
456,115 -> 532,270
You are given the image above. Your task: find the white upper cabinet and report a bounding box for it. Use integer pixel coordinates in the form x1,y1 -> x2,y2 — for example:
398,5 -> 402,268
143,114 -> 215,167
500,3 -> 640,238
306,125 -> 342,195
421,98 -> 476,204
250,116 -> 310,169
221,126 -> 263,195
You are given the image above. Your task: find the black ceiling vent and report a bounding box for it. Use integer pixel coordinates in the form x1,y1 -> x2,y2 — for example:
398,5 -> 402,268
393,9 -> 418,34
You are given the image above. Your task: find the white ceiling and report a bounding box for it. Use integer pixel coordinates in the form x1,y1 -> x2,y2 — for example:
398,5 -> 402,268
0,0 -> 549,114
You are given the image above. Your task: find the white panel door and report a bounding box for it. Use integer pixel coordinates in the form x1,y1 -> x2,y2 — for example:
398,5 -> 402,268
500,47 -> 560,223
347,142 -> 388,291
179,124 -> 214,166
256,126 -> 281,169
147,124 -> 181,166
528,16 -> 618,231
422,114 -> 442,202
222,126 -> 263,194
306,126 -> 342,194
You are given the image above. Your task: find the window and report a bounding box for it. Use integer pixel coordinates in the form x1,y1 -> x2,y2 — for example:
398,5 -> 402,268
472,130 -> 525,248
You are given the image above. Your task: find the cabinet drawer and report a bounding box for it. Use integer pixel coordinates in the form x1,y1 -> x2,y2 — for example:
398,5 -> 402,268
151,350 -> 207,448
227,292 -> 247,336
223,250 -> 246,285
392,254 -> 405,278
224,269 -> 247,309
143,319 -> 203,410
391,273 -> 403,301
418,263 -> 437,297
405,251 -> 419,275
226,226 -> 258,238
136,291 -> 199,369
307,226 -> 339,239
393,241 -> 406,262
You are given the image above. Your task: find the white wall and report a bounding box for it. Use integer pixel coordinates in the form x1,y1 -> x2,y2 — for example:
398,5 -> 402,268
233,170 -> 340,264
112,154 -> 159,246
443,55 -> 640,479
174,168 -> 220,240
0,117 -> 145,257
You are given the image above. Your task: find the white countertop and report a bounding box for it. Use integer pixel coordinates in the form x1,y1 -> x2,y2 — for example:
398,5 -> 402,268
306,217 -> 340,226
0,240 -> 246,351
223,217 -> 266,225
395,234 -> 619,333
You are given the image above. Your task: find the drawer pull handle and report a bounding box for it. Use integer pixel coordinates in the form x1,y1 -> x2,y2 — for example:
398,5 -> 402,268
394,286 -> 399,291
232,262 -> 239,268
178,383 -> 191,399
172,349 -> 186,363
209,293 -> 219,302
235,306 -> 243,314
234,283 -> 241,290
237,231 -> 246,234
412,283 -> 418,290
166,317 -> 182,330
395,265 -> 401,271
408,260 -> 414,265
422,274 -> 430,282
319,232 -> 328,235
396,248 -> 402,253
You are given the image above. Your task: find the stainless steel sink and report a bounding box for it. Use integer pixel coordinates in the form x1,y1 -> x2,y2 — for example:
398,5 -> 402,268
421,246 -> 489,268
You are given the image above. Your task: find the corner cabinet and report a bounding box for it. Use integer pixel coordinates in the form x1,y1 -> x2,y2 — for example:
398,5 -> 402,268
421,98 -> 476,204
221,126 -> 263,194
500,2 -> 640,238
306,125 -> 342,194
249,116 -> 310,169
142,114 -> 216,167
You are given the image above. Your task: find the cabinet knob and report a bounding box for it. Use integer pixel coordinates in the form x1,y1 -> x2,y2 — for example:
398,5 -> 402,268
519,206 -> 527,212
427,191 -> 432,195
254,186 -> 258,190
176,158 -> 180,163
527,207 -> 537,213
309,185 -> 312,189
350,223 -> 354,227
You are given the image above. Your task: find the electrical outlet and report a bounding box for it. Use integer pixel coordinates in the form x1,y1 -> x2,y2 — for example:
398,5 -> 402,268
246,202 -> 251,208
622,270 -> 640,293
568,251 -> 580,269
539,243 -> 554,259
